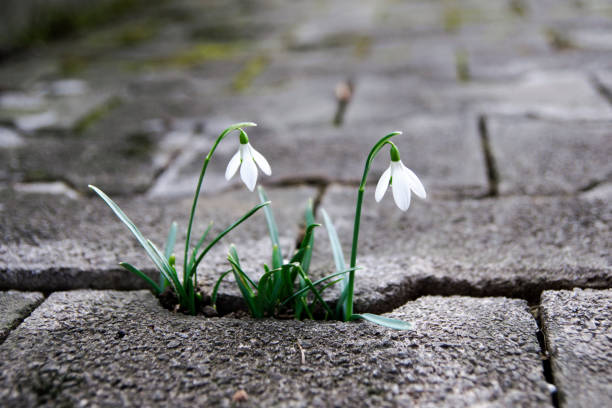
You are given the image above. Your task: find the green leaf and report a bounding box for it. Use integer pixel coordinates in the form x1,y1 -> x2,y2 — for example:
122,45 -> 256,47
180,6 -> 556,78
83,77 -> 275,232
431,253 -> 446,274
164,221 -> 178,260
351,313 -> 413,330
191,201 -> 270,274
228,247 -> 261,318
161,221 -> 178,290
292,223 -> 320,269
187,221 -> 214,274
301,199 -> 316,273
281,267 -> 358,306
293,264 -> 334,317
89,185 -> 178,291
319,277 -> 344,294
211,270 -> 232,308
258,186 -> 282,267
119,262 -> 161,294
321,209 -> 347,285
146,239 -> 186,301
228,245 -> 258,290
322,208 -> 349,318
271,244 -> 282,272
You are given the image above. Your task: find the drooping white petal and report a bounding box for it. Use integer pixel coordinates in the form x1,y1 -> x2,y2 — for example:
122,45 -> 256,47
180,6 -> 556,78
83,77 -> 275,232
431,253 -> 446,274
375,166 -> 392,202
400,161 -> 426,199
240,149 -> 258,191
391,162 -> 411,211
249,144 -> 271,176
225,150 -> 241,180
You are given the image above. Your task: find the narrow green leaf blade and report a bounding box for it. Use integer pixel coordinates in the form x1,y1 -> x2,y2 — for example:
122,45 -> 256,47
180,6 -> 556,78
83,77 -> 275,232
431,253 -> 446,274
211,269 -> 232,308
188,221 -> 214,274
301,199 -> 316,273
352,313 -> 413,330
89,185 -> 171,284
258,187 -> 282,265
161,221 -> 178,290
281,267 -> 358,306
119,262 -> 161,294
164,221 -> 178,260
147,239 -> 185,300
294,264 -> 334,317
228,249 -> 261,317
321,209 -> 347,285
228,245 -> 258,290
191,201 -> 270,274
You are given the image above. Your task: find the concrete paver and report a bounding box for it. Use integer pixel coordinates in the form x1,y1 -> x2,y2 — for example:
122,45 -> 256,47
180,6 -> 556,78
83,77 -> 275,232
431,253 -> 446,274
0,290 -> 551,407
0,290 -> 43,342
540,289 -> 612,407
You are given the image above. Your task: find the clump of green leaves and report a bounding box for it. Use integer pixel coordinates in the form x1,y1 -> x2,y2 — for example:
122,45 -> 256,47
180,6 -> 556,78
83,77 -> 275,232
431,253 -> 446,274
90,122 -> 269,315
213,187 -> 355,319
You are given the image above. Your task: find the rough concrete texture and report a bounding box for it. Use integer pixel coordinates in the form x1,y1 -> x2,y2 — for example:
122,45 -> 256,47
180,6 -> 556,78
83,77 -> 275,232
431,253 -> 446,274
0,290 -> 43,342
487,116 -> 612,195
0,0 -> 611,403
0,290 -> 551,407
0,186 -> 316,301
311,185 -> 611,312
540,289 -> 612,407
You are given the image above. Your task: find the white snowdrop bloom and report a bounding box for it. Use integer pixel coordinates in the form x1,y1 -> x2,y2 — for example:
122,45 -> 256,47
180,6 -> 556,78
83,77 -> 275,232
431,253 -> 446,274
374,145 -> 426,211
225,130 -> 271,191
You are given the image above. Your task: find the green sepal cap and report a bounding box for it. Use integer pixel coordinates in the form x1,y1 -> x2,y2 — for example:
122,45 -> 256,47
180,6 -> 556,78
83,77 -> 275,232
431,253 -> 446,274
239,129 -> 249,144
390,144 -> 401,162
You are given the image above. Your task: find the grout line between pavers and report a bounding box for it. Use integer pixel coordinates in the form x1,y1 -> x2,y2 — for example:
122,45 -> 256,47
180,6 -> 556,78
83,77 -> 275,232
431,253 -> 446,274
590,74 -> 612,107
477,114 -> 499,197
0,293 -> 47,345
532,303 -> 560,408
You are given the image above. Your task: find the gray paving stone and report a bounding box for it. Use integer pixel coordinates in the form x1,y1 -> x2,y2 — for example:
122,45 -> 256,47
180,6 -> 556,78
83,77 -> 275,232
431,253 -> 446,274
487,116 -> 612,195
0,290 -> 551,407
0,186 -> 315,302
311,185 -> 611,312
540,289 -> 612,407
0,89 -> 115,132
0,290 -> 43,342
352,70 -> 612,121
151,114 -> 488,198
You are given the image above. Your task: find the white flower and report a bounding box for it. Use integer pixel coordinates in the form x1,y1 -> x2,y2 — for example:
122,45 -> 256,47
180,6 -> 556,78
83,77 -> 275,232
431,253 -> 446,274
375,160 -> 426,211
225,138 -> 271,191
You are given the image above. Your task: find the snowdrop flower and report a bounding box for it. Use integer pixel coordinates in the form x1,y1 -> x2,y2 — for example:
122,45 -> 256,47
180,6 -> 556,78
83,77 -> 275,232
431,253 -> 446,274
375,144 -> 426,211
225,130 -> 271,191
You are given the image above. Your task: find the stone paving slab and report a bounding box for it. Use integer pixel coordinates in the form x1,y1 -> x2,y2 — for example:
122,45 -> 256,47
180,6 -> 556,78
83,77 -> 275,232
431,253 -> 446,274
0,290 -> 43,343
487,115 -> 612,195
0,79 -> 220,195
311,185 -> 611,312
349,70 -> 612,122
151,114 -> 488,198
540,289 -> 612,407
0,290 -> 551,407
0,186 -> 315,300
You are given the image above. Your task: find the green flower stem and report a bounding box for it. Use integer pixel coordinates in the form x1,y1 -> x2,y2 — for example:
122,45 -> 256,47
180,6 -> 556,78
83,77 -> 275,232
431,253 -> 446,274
183,122 -> 257,285
345,132 -> 401,321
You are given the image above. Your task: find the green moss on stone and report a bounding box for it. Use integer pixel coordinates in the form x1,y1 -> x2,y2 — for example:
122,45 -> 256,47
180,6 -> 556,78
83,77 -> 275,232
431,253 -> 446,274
231,55 -> 269,92
128,42 -> 243,71
73,96 -> 122,134
455,49 -> 470,82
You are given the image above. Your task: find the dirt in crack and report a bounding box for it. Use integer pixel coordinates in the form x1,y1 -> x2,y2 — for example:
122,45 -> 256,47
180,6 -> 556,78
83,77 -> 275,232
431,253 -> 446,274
477,114 -> 499,197
531,306 -> 560,408
157,286 -> 339,321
